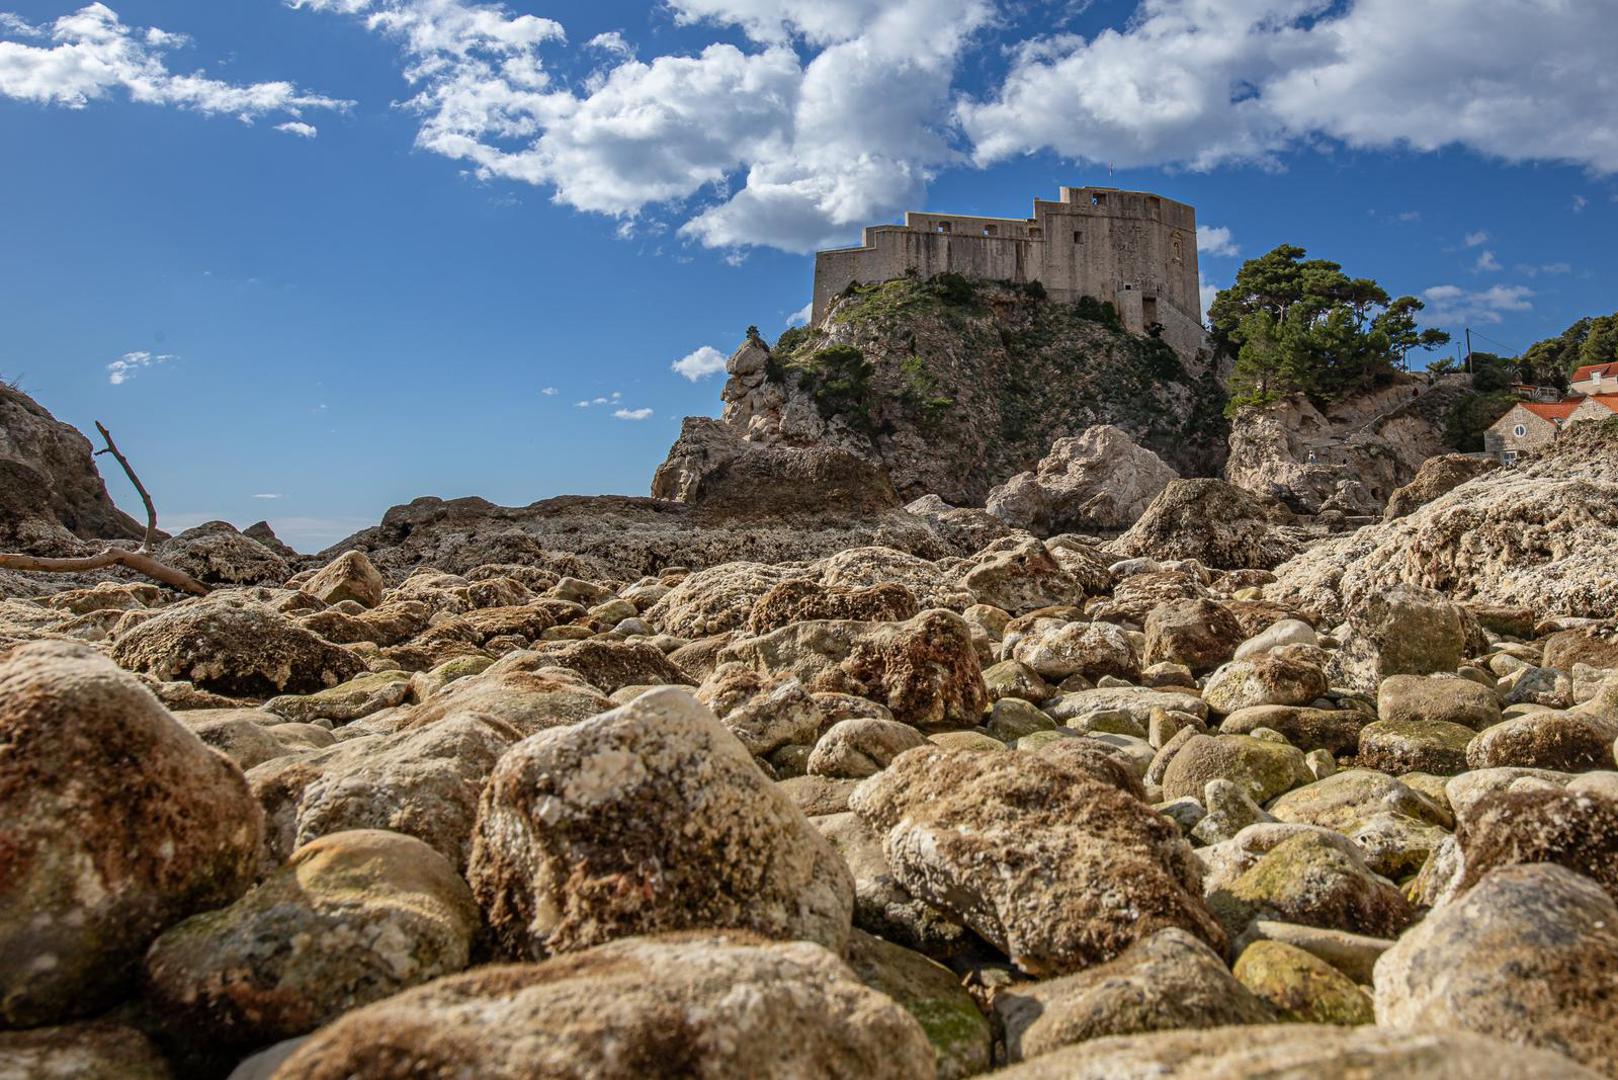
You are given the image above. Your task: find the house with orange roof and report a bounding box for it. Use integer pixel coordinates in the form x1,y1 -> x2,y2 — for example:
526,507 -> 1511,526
1571,361 -> 1618,397
1486,394 -> 1618,462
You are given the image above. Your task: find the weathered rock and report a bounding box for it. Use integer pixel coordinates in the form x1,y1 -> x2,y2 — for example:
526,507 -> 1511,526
112,600 -> 366,698
178,708 -> 298,769
0,642 -> 262,1027
1012,619 -> 1141,683
1232,940 -> 1374,1025
1109,479 -> 1301,571
1201,653 -> 1328,714
1383,453 -> 1501,520
158,522 -> 291,586
1455,788 -> 1618,903
251,713 -> 522,872
1220,705 -> 1363,756
1357,719 -> 1475,776
513,637 -> 694,694
0,1021 -> 173,1080
1332,585 -> 1465,693
996,927 -> 1273,1062
302,550 -> 385,608
468,688 -> 854,959
1233,618 -> 1317,660
844,929 -> 991,1080
1374,863 -> 1618,1076
747,579 -> 918,635
271,933 -> 935,1080
1211,831 -> 1414,939
1160,734 -> 1312,804
815,811 -> 976,958
1347,810 -> 1450,880
1270,422 -> 1618,621
1143,599 -> 1242,675
808,718 -> 930,779
718,610 -> 986,731
144,830 -> 479,1054
1376,674 -> 1501,731
986,1024 -> 1604,1079
954,537 -> 1084,614
1268,768 -> 1453,833
986,425 -> 1179,536
1544,624 -> 1618,673
903,494 -> 1012,553
1234,920 -> 1393,985
849,745 -> 1224,976
401,663 -> 614,736
263,670 -> 410,725
1466,711 -> 1617,771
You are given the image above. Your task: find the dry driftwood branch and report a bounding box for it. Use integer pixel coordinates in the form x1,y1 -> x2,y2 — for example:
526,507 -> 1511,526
0,421 -> 209,596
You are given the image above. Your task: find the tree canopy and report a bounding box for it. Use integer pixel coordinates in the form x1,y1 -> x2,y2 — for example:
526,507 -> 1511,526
1520,312 -> 1618,385
1209,245 -> 1450,413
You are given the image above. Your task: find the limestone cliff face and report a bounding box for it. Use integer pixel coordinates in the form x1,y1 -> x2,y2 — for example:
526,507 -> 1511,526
661,277 -> 1228,508
1224,378 -> 1474,515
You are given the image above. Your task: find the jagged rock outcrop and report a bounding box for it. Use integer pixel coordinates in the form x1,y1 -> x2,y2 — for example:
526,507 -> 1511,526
986,424 -> 1179,535
1383,453 -> 1502,520
1270,420 -> 1618,620
658,279 -> 1226,509
0,384 -> 145,553
1225,381 -> 1471,514
1108,479 -> 1306,570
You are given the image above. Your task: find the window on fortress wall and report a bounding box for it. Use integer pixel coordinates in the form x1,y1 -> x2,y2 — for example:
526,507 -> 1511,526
1073,231 -> 1084,244
983,224 -> 997,236
1172,238 -> 1183,263
1091,193 -> 1106,207
1148,196 -> 1161,215
936,222 -> 951,234
1028,227 -> 1042,239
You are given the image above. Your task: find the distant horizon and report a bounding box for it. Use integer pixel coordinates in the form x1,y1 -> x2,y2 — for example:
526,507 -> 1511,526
6,0 -> 1616,550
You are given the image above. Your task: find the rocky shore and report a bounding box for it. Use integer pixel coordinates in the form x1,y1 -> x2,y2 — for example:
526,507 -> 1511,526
3,367 -> 1618,1078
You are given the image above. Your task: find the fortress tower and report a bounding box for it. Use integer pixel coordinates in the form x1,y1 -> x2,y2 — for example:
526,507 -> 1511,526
811,187 -> 1205,359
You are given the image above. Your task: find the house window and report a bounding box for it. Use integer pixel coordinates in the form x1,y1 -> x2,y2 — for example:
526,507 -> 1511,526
1513,424 -> 1527,438
1504,451 -> 1519,465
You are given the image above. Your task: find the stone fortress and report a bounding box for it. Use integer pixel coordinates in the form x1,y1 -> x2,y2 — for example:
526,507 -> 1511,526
811,186 -> 1206,359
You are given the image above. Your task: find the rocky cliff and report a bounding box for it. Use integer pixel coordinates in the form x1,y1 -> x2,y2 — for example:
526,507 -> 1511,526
658,276 -> 1228,508
1224,377 -> 1475,515
0,384 -> 146,553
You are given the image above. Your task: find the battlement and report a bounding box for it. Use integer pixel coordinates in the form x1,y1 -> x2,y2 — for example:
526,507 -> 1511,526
810,187 -> 1205,360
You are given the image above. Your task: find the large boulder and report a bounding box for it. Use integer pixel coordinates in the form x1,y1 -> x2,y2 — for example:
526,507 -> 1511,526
1143,599 -> 1243,675
0,642 -> 262,1026
157,522 -> 291,586
467,688 -> 854,959
849,745 -> 1225,976
1454,788 -> 1618,902
1374,863 -> 1618,1076
144,830 -> 479,1057
270,933 -> 936,1080
1332,585 -> 1465,693
302,550 -> 385,608
111,600 -> 366,698
1383,453 -> 1502,520
251,713 -> 522,873
747,579 -> 919,635
986,425 -> 1179,535
1108,479 -> 1301,570
1011,619 -> 1141,683
717,610 -> 986,730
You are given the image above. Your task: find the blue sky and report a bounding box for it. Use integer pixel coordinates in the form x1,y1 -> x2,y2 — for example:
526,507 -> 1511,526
3,0 -> 1615,550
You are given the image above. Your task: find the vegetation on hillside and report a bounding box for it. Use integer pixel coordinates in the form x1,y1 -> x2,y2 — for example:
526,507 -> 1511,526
1210,245 -> 1450,415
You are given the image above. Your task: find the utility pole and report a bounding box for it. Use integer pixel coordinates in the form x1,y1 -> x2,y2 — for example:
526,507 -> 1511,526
1465,328 -> 1473,373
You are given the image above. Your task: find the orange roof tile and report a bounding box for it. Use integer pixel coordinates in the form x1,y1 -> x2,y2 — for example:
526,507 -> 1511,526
1521,401 -> 1580,421
1583,395 -> 1618,414
1572,361 -> 1618,383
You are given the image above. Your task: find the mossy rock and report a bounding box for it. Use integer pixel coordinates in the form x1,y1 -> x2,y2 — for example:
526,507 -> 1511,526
844,929 -> 991,1080
1356,719 -> 1475,776
1234,941 -> 1374,1025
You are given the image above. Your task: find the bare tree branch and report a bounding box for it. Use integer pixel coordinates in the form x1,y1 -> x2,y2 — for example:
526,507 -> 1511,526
0,422 -> 210,596
92,420 -> 158,551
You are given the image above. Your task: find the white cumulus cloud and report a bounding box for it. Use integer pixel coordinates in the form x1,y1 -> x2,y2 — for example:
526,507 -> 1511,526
1422,283 -> 1533,325
1464,230 -> 1489,247
0,4 -> 350,122
106,350 -> 172,384
671,345 -> 728,381
1473,249 -> 1501,273
613,406 -> 653,420
1196,225 -> 1239,258
540,385 -> 557,395
276,120 -> 318,138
